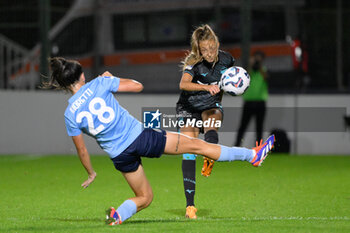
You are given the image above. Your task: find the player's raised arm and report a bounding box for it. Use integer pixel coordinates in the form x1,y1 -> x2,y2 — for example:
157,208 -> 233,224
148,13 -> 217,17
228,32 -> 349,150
100,71 -> 144,93
72,134 -> 97,188
117,78 -> 144,92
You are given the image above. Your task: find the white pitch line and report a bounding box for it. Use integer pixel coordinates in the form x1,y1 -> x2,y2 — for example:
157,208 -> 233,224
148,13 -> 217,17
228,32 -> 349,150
0,155 -> 46,162
6,155 -> 46,162
6,216 -> 350,222
131,216 -> 350,221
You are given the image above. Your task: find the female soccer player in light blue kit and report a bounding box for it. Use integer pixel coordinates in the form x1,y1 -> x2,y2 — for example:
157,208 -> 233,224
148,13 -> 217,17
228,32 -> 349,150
47,57 -> 275,225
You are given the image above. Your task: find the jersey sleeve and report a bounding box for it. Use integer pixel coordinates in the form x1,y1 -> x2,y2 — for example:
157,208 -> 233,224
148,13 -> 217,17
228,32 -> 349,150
65,115 -> 81,136
225,51 -> 235,67
229,54 -> 235,67
99,76 -> 120,93
183,65 -> 195,77
220,50 -> 235,67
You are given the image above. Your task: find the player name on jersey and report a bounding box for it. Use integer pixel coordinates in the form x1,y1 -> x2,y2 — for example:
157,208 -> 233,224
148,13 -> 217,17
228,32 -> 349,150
70,88 -> 93,114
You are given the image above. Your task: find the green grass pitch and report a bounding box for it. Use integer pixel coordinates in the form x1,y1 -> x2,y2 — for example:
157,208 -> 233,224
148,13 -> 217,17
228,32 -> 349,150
1,154 -> 350,233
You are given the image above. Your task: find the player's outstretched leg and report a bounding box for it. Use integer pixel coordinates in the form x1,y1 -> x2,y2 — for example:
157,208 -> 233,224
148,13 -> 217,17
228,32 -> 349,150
164,132 -> 275,166
251,134 -> 275,167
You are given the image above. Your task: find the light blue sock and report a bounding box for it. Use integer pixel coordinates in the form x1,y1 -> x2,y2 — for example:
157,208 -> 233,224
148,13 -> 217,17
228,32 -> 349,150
183,153 -> 197,160
217,145 -> 254,162
116,200 -> 137,222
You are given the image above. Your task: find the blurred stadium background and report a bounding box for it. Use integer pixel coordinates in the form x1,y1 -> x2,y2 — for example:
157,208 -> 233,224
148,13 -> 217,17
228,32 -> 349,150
0,0 -> 350,155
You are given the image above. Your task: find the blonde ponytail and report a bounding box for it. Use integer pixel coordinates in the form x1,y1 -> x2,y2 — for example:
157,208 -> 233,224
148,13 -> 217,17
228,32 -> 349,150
181,24 -> 219,71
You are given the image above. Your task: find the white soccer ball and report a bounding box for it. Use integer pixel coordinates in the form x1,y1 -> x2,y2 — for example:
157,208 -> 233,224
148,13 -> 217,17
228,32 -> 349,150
220,66 -> 250,96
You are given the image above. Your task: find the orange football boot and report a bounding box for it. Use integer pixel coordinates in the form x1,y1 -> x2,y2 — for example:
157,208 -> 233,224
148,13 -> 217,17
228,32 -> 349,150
201,157 -> 215,177
185,206 -> 197,219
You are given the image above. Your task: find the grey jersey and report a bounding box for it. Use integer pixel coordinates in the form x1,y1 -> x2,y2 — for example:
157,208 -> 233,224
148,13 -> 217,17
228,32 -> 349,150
177,50 -> 235,112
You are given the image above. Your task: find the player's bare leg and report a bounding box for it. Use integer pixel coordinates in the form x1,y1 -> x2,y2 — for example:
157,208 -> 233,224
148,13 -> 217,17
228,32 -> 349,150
122,165 -> 153,211
165,132 -> 221,159
106,165 -> 153,225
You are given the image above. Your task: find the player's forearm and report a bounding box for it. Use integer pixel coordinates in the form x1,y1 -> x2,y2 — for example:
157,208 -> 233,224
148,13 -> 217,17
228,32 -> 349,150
179,82 -> 208,92
77,150 -> 95,176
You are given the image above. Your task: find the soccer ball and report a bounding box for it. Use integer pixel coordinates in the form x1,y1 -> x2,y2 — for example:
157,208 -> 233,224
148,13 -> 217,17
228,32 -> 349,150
220,66 -> 250,96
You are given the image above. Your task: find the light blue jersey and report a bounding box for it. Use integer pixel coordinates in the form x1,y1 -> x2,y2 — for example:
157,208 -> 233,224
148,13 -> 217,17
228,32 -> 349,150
64,76 -> 143,158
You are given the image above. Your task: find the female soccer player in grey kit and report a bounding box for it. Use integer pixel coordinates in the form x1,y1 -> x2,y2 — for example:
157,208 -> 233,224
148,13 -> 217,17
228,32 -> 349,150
176,24 -> 236,218
46,57 -> 274,225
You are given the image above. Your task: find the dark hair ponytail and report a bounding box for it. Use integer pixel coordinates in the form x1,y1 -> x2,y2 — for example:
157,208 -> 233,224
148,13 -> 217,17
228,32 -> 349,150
44,57 -> 82,91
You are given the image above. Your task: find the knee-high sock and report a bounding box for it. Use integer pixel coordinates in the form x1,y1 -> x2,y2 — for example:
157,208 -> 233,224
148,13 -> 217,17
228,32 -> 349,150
116,199 -> 137,222
204,130 -> 219,162
204,129 -> 219,144
217,145 -> 254,162
182,159 -> 196,207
